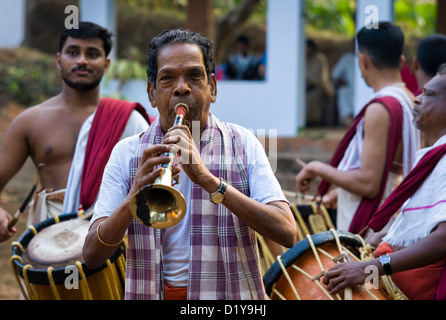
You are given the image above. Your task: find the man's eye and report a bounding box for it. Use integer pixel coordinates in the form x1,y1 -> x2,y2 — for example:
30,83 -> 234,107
87,52 -> 100,58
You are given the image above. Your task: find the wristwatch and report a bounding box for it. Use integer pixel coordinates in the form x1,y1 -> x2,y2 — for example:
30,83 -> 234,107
210,178 -> 227,204
379,254 -> 392,275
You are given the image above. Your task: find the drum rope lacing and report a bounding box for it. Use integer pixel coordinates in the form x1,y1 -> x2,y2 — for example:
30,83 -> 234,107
9,213 -> 126,300
354,234 -> 408,300
272,228 -> 396,300
258,202 -> 335,274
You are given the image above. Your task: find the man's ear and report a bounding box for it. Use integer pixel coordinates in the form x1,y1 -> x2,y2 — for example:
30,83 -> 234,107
358,51 -> 369,70
103,57 -> 111,74
399,55 -> 406,69
56,52 -> 62,71
147,82 -> 157,109
209,74 -> 217,103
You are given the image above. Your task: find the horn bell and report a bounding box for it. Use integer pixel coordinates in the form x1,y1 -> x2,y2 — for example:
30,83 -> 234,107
130,182 -> 187,229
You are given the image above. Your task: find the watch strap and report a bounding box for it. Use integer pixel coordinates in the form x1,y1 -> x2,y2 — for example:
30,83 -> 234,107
210,178 -> 227,204
380,254 -> 393,275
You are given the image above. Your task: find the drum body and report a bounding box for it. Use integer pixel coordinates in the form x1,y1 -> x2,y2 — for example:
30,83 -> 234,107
257,199 -> 336,275
10,213 -> 125,300
263,230 -> 396,300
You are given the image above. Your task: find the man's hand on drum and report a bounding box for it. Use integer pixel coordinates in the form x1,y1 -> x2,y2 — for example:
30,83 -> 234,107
0,208 -> 16,242
295,161 -> 321,194
322,260 -> 376,294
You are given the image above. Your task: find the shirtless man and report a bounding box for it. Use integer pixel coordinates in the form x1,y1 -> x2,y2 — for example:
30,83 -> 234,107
0,22 -> 148,241
296,22 -> 420,234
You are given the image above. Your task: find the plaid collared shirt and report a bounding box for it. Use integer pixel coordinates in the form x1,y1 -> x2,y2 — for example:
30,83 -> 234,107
125,113 -> 266,300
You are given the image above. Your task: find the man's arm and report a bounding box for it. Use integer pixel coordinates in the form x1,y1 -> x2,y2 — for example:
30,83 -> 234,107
296,102 -> 391,199
164,125 -> 297,248
83,144 -> 181,269
0,112 -> 33,241
323,221 -> 446,294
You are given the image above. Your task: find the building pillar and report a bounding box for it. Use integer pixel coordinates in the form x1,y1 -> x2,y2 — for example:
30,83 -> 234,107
0,0 -> 26,48
79,0 -> 117,59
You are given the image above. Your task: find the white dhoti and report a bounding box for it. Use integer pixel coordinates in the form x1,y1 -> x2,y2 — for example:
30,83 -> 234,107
27,188 -> 66,226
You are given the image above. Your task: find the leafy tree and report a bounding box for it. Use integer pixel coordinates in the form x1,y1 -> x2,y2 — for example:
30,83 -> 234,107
305,0 -> 436,39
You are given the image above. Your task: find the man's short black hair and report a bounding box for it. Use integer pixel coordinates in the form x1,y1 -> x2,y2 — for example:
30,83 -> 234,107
356,21 -> 404,70
417,34 -> 446,78
146,28 -> 215,85
59,21 -> 113,57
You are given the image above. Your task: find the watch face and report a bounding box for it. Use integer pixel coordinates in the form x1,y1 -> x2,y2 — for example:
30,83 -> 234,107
380,255 -> 391,264
211,192 -> 225,204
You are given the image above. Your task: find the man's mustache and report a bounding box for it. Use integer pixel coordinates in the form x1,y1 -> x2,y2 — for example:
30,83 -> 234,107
71,66 -> 93,73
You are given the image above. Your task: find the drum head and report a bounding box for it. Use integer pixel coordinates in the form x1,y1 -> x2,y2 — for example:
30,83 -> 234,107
25,218 -> 89,269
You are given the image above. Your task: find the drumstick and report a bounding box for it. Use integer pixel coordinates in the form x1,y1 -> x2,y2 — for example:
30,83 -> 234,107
7,163 -> 44,230
341,251 -> 353,300
79,208 -> 94,220
283,190 -> 315,202
295,158 -> 310,186
295,158 -> 307,168
344,287 -> 353,300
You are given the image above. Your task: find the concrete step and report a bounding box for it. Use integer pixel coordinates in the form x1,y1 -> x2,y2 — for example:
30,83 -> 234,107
266,127 -> 346,194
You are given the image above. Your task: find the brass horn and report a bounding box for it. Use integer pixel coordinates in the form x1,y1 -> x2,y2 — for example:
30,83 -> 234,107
129,103 -> 188,229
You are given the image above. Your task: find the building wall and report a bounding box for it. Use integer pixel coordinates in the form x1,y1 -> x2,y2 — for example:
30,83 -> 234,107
0,0 -> 26,48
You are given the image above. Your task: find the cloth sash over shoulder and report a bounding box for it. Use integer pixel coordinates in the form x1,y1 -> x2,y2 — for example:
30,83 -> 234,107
317,96 -> 403,234
79,97 -> 150,211
125,114 -> 266,300
367,143 -> 446,300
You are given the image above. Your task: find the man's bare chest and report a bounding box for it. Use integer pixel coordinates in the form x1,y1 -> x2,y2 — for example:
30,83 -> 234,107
28,112 -> 91,166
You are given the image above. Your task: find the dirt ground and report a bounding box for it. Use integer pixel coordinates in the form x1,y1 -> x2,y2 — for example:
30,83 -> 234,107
0,101 -> 36,300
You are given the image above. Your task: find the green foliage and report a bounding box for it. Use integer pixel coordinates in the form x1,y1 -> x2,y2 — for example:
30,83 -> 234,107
305,0 -> 436,39
117,0 -> 187,16
305,0 -> 356,37
0,48 -> 60,106
395,0 -> 437,38
104,58 -> 147,99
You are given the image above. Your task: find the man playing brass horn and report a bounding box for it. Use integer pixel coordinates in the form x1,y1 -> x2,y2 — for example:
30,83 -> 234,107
83,28 -> 296,300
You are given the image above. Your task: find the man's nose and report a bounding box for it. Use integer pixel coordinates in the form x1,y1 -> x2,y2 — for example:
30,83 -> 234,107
414,94 -> 422,106
174,77 -> 191,96
76,52 -> 88,65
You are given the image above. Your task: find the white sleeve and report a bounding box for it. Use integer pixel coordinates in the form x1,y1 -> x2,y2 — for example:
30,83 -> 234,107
90,135 -> 139,225
236,125 -> 288,205
120,109 -> 150,139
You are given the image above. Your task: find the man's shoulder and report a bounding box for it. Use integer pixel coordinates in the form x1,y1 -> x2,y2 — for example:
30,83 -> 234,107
10,96 -> 59,124
357,101 -> 393,136
224,122 -> 257,140
109,133 -> 141,164
31,94 -> 63,109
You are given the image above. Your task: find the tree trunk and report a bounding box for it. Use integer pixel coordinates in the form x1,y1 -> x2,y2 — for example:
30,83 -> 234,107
186,0 -> 215,39
213,0 -> 263,62
436,0 -> 446,34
